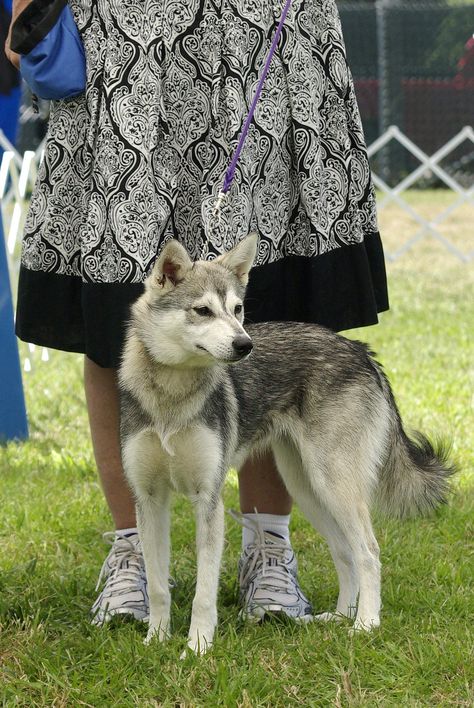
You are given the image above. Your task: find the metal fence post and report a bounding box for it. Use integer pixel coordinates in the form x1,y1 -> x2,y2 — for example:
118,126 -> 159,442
376,0 -> 391,181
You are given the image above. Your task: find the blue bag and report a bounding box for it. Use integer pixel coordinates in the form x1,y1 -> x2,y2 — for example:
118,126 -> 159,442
10,0 -> 86,101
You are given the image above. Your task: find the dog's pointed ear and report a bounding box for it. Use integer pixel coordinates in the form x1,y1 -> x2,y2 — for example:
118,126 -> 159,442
215,232 -> 258,285
148,240 -> 193,290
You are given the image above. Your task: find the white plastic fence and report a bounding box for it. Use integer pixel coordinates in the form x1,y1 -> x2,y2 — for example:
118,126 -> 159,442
368,125 -> 474,263
0,130 -> 42,259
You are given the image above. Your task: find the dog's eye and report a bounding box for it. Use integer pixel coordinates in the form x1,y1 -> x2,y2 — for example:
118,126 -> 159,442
234,304 -> 243,315
194,306 -> 212,316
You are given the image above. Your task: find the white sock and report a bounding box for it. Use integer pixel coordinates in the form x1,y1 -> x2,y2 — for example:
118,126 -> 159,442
241,513 -> 291,550
115,527 -> 138,537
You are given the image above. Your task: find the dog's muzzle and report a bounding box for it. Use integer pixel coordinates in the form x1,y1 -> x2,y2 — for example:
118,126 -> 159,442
232,334 -> 253,359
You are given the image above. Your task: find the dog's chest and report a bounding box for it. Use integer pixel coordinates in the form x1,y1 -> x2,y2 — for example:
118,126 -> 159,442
166,461 -> 200,497
161,423 -> 224,499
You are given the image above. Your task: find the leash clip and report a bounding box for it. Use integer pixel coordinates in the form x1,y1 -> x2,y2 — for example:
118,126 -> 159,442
213,190 -> 227,219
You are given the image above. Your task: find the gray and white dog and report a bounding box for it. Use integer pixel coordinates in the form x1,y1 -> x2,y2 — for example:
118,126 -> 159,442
119,233 -> 454,654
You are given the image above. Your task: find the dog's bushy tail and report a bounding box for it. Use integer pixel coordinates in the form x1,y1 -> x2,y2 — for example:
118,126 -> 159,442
376,421 -> 456,519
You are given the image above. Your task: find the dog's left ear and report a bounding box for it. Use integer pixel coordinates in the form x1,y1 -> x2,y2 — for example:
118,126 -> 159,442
215,232 -> 258,285
148,240 -> 193,290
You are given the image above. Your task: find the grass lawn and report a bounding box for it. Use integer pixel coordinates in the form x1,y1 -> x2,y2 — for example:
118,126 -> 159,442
1,192 -> 473,706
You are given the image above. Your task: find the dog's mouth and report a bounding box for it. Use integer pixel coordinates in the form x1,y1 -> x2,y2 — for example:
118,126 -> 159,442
195,344 -> 251,364
228,350 -> 252,363
196,344 -> 210,355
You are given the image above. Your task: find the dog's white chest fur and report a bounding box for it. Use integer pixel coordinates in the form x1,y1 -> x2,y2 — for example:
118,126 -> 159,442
123,424 -> 222,502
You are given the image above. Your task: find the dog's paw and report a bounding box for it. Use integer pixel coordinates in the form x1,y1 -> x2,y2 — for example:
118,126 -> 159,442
179,639 -> 211,659
182,628 -> 214,657
314,611 -> 345,624
144,623 -> 170,646
349,617 -> 380,635
144,629 -> 160,646
187,636 -> 212,656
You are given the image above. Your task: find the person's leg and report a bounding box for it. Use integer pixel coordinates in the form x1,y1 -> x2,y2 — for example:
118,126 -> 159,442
84,356 -> 136,529
239,452 -> 292,515
237,452 -> 313,621
84,355 -> 148,624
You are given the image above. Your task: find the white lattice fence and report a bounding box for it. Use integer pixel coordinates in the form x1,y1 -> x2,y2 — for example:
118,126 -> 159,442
368,125 -> 474,263
0,130 -> 42,259
1,131 -> 46,372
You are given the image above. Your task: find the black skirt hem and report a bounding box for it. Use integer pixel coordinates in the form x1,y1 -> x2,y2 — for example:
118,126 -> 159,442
16,233 -> 389,368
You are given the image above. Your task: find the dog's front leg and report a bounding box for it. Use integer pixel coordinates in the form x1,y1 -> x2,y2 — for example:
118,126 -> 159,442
186,494 -> 224,655
136,486 -> 172,644
122,431 -> 172,643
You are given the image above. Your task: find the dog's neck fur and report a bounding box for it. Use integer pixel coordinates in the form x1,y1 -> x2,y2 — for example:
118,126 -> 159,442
120,327 -> 221,455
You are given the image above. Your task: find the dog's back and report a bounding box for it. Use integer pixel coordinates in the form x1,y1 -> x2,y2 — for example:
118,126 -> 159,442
227,321 -> 384,448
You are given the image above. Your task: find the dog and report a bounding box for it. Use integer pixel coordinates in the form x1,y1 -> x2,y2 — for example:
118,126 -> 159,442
119,233 -> 454,654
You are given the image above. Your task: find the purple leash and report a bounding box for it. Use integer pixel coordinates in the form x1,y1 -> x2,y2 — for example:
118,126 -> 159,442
213,0 -> 293,217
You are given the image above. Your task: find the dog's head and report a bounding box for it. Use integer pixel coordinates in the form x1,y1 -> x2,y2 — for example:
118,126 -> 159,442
132,234 -> 258,367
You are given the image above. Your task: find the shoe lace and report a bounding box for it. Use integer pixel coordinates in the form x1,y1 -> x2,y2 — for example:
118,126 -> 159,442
95,531 -> 144,592
229,510 -> 296,593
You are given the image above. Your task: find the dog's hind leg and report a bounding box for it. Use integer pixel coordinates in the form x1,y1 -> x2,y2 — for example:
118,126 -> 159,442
302,439 -> 381,630
301,488 -> 380,630
274,440 -> 381,630
350,510 -> 381,631
307,487 -> 380,630
122,432 -> 172,644
273,442 -> 359,621
309,508 -> 359,622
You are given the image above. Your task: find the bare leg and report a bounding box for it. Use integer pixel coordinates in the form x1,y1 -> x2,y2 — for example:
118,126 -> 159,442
84,355 -> 136,529
239,451 -> 292,514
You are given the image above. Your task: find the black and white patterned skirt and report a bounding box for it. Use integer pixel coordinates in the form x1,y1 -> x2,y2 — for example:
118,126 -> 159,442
16,0 -> 388,367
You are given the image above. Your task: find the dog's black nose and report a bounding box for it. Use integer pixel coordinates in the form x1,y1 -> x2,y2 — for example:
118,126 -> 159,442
233,335 -> 253,357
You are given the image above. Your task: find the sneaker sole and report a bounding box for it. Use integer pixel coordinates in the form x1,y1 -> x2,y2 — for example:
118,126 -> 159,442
240,606 -> 314,624
91,609 -> 149,626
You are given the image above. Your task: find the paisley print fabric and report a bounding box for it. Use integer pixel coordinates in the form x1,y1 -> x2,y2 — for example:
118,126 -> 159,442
21,0 -> 380,284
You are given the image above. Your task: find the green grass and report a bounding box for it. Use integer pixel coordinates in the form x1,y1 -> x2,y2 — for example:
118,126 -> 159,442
1,206 -> 473,705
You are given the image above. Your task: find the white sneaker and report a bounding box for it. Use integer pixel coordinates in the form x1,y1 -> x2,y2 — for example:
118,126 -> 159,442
91,531 -> 149,626
231,512 -> 313,623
